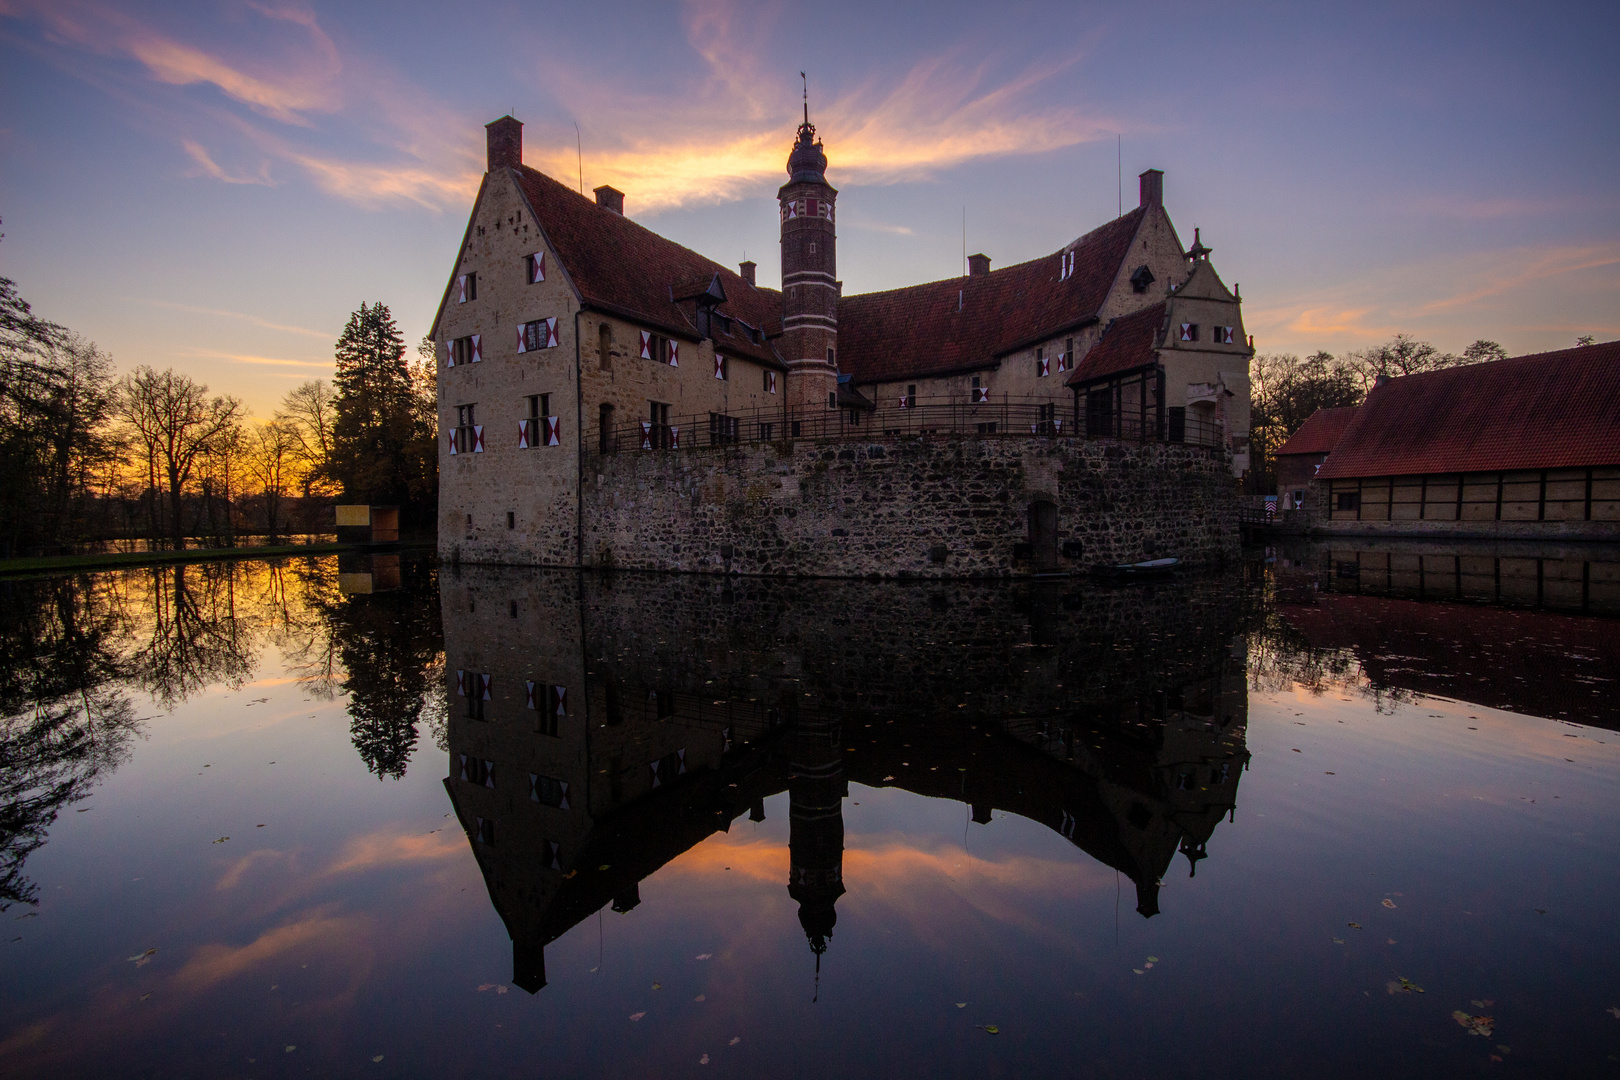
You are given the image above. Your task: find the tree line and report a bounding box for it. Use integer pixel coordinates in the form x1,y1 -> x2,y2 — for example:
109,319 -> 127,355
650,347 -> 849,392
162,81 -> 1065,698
1247,333 -> 1596,495
1,241 -> 435,556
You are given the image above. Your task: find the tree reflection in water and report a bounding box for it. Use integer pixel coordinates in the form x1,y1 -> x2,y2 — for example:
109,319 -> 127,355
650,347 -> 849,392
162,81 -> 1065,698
0,554 -> 445,908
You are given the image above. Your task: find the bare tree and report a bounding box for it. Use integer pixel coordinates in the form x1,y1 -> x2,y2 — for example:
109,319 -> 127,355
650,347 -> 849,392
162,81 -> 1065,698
244,420 -> 299,536
276,379 -> 336,498
114,367 -> 243,550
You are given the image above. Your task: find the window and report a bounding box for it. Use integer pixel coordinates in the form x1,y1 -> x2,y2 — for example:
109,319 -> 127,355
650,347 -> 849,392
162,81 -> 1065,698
521,318 -> 557,352
454,403 -> 480,453
450,335 -> 480,365
650,749 -> 685,788
714,314 -> 732,336
527,251 -> 545,283
709,412 -> 739,445
714,353 -> 728,381
827,347 -> 836,367
1035,402 -> 1056,435
598,323 -> 612,370
906,385 -> 917,408
459,755 -> 494,788
641,332 -> 673,364
1167,406 -> 1185,443
827,390 -> 837,409
1337,491 -> 1360,512
506,511 -> 515,530
527,681 -> 566,737
1036,347 -> 1050,378
646,401 -> 671,450
474,817 -> 494,845
1291,489 -> 1306,509
599,403 -> 615,455
763,370 -> 777,394
846,409 -> 861,425
758,421 -> 774,441
458,669 -> 488,720
530,773 -> 569,809
457,272 -> 477,303
651,690 -> 675,720
808,242 -> 817,254
1179,322 -> 1200,342
1087,390 -> 1114,438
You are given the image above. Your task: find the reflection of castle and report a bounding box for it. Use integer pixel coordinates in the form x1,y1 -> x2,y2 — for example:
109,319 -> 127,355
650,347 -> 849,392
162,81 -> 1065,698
440,569 -> 1249,991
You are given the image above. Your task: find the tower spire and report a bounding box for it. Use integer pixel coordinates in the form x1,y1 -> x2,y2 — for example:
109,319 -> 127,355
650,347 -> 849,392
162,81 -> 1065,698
802,71 -> 809,127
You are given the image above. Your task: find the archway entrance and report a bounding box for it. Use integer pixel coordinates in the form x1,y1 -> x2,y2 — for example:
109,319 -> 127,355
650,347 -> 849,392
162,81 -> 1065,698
1028,500 -> 1059,571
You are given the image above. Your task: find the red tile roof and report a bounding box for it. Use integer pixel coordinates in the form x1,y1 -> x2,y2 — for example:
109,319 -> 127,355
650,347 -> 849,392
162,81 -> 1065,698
1315,342 -> 1620,478
1274,406 -> 1358,457
510,165 -> 784,366
837,208 -> 1147,385
1066,302 -> 1166,385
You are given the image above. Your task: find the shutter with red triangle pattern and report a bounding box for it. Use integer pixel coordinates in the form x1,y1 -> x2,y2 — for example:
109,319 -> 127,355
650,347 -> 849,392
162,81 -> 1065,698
1037,358 -> 1050,377
544,416 -> 560,446
641,420 -> 653,450
472,425 -> 484,453
517,324 -> 527,354
448,431 -> 458,456
457,275 -> 467,303
524,681 -> 538,710
640,331 -> 652,360
669,426 -> 679,449
545,317 -> 559,348
530,251 -> 545,283
444,340 -> 455,368
668,340 -> 678,367
517,420 -> 530,449
714,353 -> 725,379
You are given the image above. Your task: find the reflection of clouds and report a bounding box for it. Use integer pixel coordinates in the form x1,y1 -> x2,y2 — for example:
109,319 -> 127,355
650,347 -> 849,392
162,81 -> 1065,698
171,909 -> 367,992
324,828 -> 465,877
215,847 -> 293,891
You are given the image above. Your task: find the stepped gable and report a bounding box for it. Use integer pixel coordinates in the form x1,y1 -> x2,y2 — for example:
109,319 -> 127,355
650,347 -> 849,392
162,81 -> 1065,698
1315,341 -> 1620,479
1274,406 -> 1358,457
512,165 -> 783,366
1067,301 -> 1167,385
837,207 -> 1147,385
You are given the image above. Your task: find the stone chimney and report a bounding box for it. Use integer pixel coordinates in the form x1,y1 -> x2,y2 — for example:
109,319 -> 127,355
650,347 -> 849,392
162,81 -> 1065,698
968,253 -> 991,277
739,260 -> 756,286
593,185 -> 624,214
486,116 -> 522,172
1139,168 -> 1164,208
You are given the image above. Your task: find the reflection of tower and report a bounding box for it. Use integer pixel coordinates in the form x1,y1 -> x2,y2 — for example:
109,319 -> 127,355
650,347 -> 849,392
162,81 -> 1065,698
787,714 -> 845,993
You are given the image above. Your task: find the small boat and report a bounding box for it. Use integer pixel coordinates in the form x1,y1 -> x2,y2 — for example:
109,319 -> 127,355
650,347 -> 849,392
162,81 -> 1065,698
1091,557 -> 1181,580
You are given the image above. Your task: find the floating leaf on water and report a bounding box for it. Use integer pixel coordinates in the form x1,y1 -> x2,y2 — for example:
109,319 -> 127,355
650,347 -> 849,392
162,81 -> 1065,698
979,1025 -> 1000,1035
1382,899 -> 1397,909
694,995 -> 705,1002
496,985 -> 508,994
956,1003 -> 967,1008
729,1036 -> 741,1046
1495,1045 -> 1511,1054
1291,749 -> 1301,753
882,775 -> 896,781
128,948 -> 157,966
285,1046 -> 296,1053
1332,938 -> 1345,945
477,983 -> 495,992
695,953 -> 712,960
1348,922 -> 1362,929
373,1055 -> 385,1062
598,865 -> 611,871
1133,969 -> 1144,975
138,992 -> 152,1001
1472,999 -> 1495,1009
1608,1006 -> 1620,1019
212,837 -> 230,844
652,982 -> 662,990
1147,956 -> 1159,963
700,1053 -> 710,1065
1452,1010 -> 1495,1036
629,1012 -> 646,1021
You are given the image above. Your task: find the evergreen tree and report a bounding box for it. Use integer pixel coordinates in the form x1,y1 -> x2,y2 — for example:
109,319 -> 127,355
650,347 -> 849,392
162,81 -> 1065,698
329,303 -> 417,511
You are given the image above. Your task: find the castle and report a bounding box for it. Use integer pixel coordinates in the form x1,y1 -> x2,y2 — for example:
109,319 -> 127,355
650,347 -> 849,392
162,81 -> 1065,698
431,109 -> 1252,575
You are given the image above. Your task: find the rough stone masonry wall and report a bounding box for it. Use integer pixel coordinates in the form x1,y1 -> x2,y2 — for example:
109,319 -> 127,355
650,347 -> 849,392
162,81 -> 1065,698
579,435 -> 1238,578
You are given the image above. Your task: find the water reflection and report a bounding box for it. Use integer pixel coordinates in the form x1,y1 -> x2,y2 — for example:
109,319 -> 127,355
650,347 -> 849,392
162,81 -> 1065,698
440,568 -> 1251,992
0,556 -> 443,909
1264,540 -> 1620,727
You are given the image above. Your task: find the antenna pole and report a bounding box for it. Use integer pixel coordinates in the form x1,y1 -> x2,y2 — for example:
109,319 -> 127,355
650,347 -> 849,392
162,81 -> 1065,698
1117,134 -> 1121,217
574,121 -> 583,195
801,71 -> 809,126
962,206 -> 966,278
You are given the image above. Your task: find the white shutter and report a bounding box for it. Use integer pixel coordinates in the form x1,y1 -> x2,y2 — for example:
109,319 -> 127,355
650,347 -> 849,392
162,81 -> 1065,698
668,340 -> 679,367
472,425 -> 484,453
545,417 -> 560,446
517,420 -> 529,449
457,275 -> 467,303
470,333 -> 480,362
640,331 -> 652,359
530,251 -> 546,283
444,340 -> 455,368
545,317 -> 559,348
517,324 -> 527,354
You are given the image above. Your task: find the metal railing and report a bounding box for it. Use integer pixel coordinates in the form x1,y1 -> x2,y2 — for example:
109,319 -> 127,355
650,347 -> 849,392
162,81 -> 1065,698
584,395 -> 1226,459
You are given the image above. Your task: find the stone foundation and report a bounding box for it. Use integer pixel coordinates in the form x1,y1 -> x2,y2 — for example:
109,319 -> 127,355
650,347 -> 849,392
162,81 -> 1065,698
576,435 -> 1237,577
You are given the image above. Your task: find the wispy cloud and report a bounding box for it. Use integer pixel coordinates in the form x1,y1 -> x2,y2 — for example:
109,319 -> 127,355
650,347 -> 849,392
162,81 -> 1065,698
181,139 -> 275,186
142,299 -> 333,339
177,349 -> 332,369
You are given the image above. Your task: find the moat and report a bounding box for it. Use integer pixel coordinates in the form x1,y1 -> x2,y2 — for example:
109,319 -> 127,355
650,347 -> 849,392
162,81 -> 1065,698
2,544 -> 1617,1078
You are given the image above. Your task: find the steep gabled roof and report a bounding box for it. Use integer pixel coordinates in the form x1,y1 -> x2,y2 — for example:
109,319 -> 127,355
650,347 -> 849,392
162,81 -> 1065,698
510,165 -> 783,366
1315,342 -> 1620,479
1067,301 -> 1166,385
1275,406 -> 1358,457
837,207 -> 1148,385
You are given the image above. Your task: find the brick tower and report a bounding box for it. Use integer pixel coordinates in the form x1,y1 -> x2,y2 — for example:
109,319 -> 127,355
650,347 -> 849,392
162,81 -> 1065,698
779,84 -> 839,414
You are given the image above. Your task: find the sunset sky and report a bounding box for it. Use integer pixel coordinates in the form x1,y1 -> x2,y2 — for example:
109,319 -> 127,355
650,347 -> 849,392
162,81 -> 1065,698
1,0 -> 1616,416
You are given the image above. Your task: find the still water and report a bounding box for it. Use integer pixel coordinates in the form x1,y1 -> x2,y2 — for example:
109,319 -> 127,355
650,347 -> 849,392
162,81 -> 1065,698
2,546 -> 1617,1078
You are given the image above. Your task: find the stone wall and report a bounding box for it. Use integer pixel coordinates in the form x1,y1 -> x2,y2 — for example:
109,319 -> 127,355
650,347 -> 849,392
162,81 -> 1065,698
578,434 -> 1238,577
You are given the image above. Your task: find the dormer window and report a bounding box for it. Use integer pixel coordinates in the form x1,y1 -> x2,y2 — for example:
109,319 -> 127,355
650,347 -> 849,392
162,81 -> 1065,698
457,272 -> 477,303
1130,265 -> 1155,293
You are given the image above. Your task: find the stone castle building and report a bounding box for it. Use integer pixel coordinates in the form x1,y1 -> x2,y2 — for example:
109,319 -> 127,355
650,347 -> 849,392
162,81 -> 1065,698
431,110 -> 1252,574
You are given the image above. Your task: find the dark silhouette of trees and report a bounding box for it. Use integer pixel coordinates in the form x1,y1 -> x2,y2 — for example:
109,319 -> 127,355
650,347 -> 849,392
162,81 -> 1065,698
329,304 -> 437,525
114,367 -> 244,550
